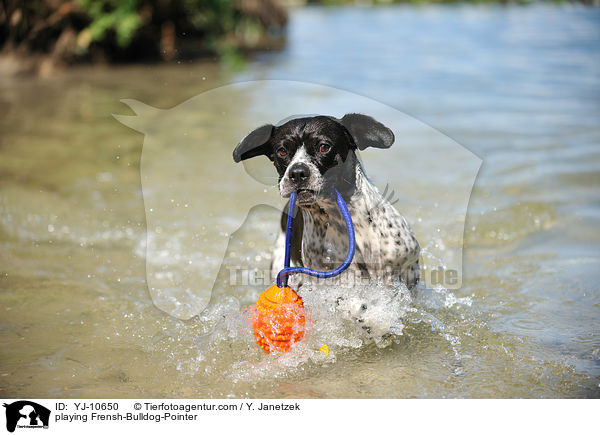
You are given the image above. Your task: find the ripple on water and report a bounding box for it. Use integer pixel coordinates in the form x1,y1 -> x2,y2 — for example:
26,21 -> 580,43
465,201 -> 556,248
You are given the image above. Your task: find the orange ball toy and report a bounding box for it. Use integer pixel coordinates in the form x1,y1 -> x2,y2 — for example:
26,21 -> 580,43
249,284 -> 306,353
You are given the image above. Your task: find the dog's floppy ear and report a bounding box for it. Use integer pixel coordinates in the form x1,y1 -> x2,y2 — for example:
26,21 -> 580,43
339,113 -> 394,150
233,124 -> 274,162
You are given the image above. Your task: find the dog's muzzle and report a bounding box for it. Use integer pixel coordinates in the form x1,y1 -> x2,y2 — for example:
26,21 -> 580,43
289,163 -> 310,185
285,163 -> 315,204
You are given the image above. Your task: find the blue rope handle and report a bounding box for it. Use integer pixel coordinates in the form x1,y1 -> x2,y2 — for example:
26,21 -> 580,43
276,189 -> 355,288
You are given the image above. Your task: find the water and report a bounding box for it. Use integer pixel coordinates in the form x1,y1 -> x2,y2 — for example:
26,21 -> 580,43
1,4 -> 599,398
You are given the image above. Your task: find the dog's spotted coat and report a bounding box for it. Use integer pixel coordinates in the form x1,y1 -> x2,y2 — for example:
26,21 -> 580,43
273,164 -> 420,289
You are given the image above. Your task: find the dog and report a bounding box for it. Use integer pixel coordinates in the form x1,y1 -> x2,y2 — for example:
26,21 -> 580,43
233,114 -> 420,334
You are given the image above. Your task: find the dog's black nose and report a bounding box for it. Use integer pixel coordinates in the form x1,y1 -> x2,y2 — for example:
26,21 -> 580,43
289,163 -> 310,183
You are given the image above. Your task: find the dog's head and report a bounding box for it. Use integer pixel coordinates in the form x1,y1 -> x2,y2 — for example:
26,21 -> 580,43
233,114 -> 394,206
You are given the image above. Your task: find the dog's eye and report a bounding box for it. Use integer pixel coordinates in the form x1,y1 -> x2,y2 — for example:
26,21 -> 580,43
319,143 -> 331,153
277,147 -> 288,158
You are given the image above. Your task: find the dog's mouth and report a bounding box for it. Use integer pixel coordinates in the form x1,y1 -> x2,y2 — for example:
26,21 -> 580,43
296,189 -> 316,204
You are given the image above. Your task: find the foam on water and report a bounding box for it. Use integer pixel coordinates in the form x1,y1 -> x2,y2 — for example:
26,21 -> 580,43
152,271 -> 476,386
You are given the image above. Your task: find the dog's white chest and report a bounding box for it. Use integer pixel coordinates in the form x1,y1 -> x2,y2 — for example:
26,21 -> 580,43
300,206 -> 384,273
298,185 -> 419,288
300,208 -> 350,271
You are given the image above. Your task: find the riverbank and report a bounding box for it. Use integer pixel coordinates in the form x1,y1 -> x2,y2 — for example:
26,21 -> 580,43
0,0 -> 287,77
4,1 -> 599,77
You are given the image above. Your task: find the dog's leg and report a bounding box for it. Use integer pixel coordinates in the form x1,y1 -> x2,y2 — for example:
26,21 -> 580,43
402,259 -> 420,290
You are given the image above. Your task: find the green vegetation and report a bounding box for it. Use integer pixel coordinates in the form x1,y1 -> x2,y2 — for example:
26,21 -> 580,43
76,0 -> 143,48
0,0 -> 287,69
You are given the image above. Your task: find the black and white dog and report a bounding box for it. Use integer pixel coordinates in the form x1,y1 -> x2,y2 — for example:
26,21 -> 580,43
233,114 -> 420,328
234,114 -> 420,286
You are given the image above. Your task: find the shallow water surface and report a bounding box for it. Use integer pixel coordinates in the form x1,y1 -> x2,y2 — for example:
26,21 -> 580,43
1,4 -> 599,398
